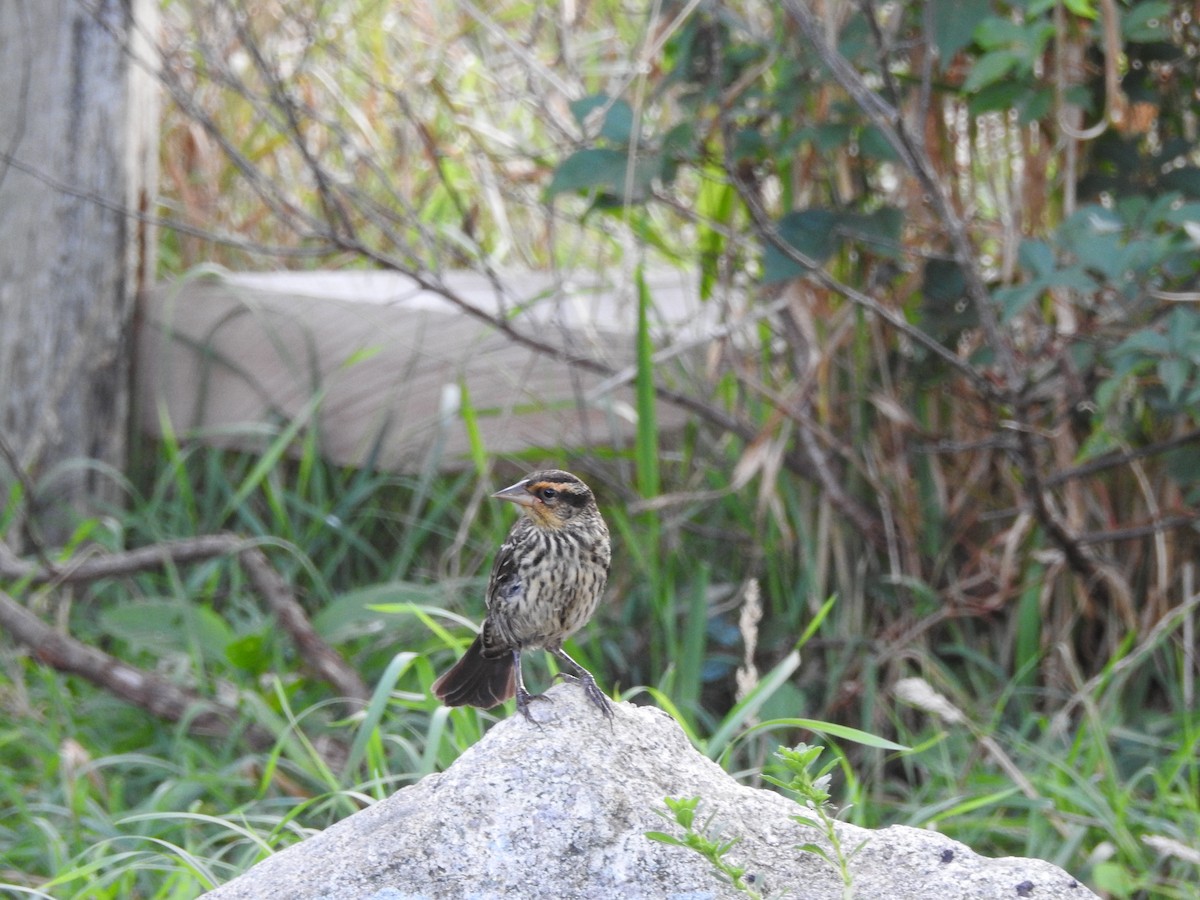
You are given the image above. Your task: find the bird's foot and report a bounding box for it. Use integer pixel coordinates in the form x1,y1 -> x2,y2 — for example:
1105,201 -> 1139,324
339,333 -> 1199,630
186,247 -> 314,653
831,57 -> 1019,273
552,669 -> 613,719
578,672 -> 615,720
515,687 -> 551,724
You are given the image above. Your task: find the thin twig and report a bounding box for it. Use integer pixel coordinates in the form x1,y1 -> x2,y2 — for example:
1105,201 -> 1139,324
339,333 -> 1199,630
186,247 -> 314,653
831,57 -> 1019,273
1075,514 -> 1200,547
1044,427 -> 1200,487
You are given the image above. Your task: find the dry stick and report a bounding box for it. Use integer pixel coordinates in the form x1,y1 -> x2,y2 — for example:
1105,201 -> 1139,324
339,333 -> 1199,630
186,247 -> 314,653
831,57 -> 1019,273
1075,514 -> 1200,547
1044,426 -> 1200,487
238,547 -> 370,702
0,587 -> 274,749
782,0 -> 1110,594
0,533 -> 370,703
0,533 -> 245,584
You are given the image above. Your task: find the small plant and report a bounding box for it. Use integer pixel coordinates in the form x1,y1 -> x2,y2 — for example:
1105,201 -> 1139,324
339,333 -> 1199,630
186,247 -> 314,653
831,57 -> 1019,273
763,744 -> 865,894
649,744 -> 865,898
647,796 -> 763,899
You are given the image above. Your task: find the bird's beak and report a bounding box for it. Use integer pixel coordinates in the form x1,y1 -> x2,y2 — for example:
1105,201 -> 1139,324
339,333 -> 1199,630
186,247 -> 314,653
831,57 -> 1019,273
492,480 -> 537,508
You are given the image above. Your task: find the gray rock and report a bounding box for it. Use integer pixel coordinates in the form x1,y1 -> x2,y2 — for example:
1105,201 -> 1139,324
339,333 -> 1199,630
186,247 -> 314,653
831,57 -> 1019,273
202,685 -> 1096,899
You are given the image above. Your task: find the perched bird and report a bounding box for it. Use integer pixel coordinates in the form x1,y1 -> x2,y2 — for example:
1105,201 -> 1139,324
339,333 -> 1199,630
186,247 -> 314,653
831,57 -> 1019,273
432,469 -> 613,720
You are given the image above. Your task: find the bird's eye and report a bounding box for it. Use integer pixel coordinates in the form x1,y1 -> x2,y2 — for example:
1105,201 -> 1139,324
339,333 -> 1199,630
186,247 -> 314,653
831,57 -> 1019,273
539,487 -> 558,501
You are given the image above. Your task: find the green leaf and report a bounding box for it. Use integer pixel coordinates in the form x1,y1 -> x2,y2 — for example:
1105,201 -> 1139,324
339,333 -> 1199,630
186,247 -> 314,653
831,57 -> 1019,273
568,94 -> 608,127
732,128 -> 767,162
314,583 -> 430,643
929,0 -> 992,61
797,122 -> 854,154
1071,233 -> 1128,280
1016,86 -> 1054,123
1122,1 -> 1170,42
919,259 -> 976,341
341,652 -> 421,779
1076,426 -> 1119,462
762,209 -> 839,283
968,80 -> 1029,116
458,379 -> 489,479
1014,566 -> 1044,695
841,207 -> 904,256
1113,329 -> 1170,358
220,388 -> 327,524
995,284 -> 1040,322
1158,357 -> 1191,405
547,147 -> 626,196
645,831 -> 686,846
1062,0 -> 1096,20
570,94 -> 636,144
963,50 -> 1021,93
1163,201 -> 1200,226
98,600 -> 234,663
1166,306 -> 1200,354
633,267 -> 661,502
599,101 -> 635,144
744,718 -> 910,751
922,258 -> 967,304
856,125 -> 900,162
1092,861 -> 1139,896
973,18 -> 1028,51
705,651 -> 801,757
1018,239 -> 1054,276
1044,265 -> 1097,292
546,148 -> 659,200
225,632 -> 270,673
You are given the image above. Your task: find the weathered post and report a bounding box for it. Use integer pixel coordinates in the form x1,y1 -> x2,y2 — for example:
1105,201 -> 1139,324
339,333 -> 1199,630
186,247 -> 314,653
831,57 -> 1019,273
0,0 -> 158,544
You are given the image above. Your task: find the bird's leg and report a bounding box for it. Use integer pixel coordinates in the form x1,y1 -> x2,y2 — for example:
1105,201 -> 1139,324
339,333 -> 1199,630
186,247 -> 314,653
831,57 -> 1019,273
551,647 -> 614,719
512,649 -> 550,723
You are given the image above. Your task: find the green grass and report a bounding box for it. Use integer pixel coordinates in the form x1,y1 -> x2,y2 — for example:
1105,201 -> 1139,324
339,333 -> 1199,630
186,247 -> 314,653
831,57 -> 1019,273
3,430 -> 1197,897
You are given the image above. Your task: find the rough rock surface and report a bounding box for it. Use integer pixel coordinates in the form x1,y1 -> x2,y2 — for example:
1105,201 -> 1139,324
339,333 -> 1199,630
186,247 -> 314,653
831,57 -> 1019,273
203,685 -> 1097,899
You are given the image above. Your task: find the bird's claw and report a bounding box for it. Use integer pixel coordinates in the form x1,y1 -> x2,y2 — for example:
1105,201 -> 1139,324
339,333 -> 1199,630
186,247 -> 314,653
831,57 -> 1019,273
552,669 -> 613,719
515,687 -> 552,725
579,673 -> 615,720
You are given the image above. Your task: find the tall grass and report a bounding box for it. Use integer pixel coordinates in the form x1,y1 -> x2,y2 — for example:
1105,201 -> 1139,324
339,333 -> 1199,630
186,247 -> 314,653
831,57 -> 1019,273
4,412 -> 1198,895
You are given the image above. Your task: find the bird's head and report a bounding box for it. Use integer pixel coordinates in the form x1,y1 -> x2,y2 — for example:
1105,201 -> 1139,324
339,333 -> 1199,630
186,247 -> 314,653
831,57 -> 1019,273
492,470 -> 599,530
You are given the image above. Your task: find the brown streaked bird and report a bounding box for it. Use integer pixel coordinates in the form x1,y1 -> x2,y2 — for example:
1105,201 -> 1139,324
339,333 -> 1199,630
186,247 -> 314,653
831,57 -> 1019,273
432,469 -> 613,720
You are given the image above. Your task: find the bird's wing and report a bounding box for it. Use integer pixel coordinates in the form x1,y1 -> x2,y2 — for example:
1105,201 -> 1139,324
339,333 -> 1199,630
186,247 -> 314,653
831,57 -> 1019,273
485,523 -> 527,613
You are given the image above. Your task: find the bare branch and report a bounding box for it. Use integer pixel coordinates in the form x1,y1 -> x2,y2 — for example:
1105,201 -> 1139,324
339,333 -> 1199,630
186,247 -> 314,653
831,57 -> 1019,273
239,547 -> 371,702
0,534 -> 370,703
0,586 -> 274,748
1076,514 -> 1200,547
1045,427 -> 1200,487
0,533 -> 246,583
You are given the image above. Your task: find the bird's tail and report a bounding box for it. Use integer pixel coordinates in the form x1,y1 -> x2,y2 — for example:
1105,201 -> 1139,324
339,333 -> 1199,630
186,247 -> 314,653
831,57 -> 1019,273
432,635 -> 515,709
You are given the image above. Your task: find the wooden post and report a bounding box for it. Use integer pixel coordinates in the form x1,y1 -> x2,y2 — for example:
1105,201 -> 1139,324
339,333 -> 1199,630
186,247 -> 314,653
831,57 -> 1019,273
0,0 -> 158,545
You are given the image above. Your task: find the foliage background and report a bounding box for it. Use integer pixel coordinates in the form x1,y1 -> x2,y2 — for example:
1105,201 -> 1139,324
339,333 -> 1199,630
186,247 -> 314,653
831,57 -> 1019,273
2,0 -> 1199,897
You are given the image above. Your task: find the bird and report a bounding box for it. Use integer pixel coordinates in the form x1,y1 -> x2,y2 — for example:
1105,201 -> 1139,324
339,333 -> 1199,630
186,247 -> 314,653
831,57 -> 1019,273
432,469 -> 613,721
